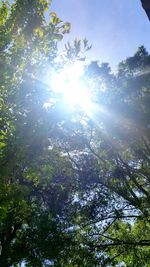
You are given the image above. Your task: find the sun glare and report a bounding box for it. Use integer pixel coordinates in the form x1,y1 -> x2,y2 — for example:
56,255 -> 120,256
50,62 -> 93,113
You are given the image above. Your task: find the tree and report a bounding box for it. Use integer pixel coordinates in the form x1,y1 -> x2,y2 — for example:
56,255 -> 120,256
64,46 -> 150,266
0,1 -> 95,266
141,0 -> 150,20
49,46 -> 150,266
1,1 -> 150,266
0,1 -> 75,266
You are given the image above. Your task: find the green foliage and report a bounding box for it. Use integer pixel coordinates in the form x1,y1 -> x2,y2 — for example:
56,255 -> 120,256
0,1 -> 150,266
0,1 -> 75,266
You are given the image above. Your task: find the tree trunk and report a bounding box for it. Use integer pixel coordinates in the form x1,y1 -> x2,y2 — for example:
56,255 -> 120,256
0,244 -> 11,267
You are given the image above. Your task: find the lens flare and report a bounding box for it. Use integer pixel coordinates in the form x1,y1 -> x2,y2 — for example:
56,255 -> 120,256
50,62 -> 93,113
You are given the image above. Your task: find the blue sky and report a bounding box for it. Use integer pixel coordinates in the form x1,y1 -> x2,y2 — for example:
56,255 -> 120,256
50,0 -> 150,70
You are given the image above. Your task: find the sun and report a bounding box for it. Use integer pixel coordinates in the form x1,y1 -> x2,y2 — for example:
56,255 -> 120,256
50,62 -> 93,113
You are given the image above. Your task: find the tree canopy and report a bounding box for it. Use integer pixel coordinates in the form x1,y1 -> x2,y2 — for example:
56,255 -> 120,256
0,1 -> 150,267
